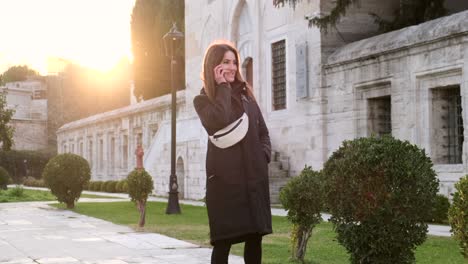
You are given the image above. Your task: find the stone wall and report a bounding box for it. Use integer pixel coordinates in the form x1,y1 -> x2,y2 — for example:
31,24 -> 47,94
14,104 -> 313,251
11,119 -> 48,151
323,11 -> 468,196
1,80 -> 48,151
185,0 -> 326,176
57,90 -> 206,200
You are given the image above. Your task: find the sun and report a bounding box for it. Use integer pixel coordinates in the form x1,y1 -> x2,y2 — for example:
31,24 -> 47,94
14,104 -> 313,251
0,0 -> 135,75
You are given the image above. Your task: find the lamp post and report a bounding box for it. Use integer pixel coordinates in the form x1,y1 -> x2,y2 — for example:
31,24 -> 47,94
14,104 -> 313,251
163,22 -> 183,214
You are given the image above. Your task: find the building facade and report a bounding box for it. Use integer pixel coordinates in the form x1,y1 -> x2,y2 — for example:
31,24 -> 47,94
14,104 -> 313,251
57,1 -> 468,200
1,79 -> 48,150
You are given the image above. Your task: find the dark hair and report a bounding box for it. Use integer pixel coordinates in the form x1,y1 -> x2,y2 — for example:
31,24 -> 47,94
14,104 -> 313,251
201,40 -> 254,101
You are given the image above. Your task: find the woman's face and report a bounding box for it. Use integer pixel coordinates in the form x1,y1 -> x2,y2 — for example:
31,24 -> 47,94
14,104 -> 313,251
220,50 -> 237,83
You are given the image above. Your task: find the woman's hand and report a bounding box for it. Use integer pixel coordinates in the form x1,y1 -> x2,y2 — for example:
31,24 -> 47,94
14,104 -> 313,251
213,64 -> 227,85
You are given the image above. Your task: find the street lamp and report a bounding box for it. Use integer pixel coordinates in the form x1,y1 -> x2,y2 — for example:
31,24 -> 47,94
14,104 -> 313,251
163,22 -> 183,214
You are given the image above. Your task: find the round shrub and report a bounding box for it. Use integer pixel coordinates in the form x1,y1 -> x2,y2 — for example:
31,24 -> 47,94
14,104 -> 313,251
280,166 -> 324,261
100,181 -> 108,192
94,181 -> 104,192
93,181 -> 103,192
42,153 -> 91,209
83,181 -> 90,191
448,175 -> 468,258
116,180 -> 124,193
0,166 -> 11,190
127,169 -> 154,202
23,176 -> 45,187
22,176 -> 35,187
426,194 -> 450,224
87,181 -> 95,191
323,136 -> 439,264
105,181 -> 117,193
121,180 -> 129,193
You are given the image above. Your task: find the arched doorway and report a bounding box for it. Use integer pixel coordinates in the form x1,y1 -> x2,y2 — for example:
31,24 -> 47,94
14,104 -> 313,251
231,1 -> 254,90
176,157 -> 185,199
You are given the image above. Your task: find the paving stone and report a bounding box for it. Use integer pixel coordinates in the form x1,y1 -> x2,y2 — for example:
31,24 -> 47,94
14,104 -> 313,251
34,235 -> 67,240
126,233 -> 198,249
92,260 -> 129,264
36,257 -> 80,263
101,234 -> 154,249
68,222 -> 97,229
5,220 -> 32,225
72,237 -> 105,242
0,258 -> 37,264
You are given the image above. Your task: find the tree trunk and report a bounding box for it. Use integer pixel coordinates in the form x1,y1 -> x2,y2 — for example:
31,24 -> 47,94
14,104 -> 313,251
137,200 -> 146,227
66,201 -> 75,209
294,226 -> 312,262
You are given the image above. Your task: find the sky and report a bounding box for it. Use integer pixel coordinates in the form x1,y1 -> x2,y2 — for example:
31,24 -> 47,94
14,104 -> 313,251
0,0 -> 136,75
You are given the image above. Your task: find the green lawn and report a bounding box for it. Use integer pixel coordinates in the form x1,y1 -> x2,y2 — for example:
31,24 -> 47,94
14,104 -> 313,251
0,187 -> 56,202
81,193 -> 124,199
0,187 -> 123,203
56,201 -> 466,264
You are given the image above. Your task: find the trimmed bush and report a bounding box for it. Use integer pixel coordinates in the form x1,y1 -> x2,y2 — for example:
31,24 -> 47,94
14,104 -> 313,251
89,181 -> 96,191
83,181 -> 90,191
23,176 -> 46,188
100,181 -> 108,192
121,180 -> 129,193
127,169 -> 154,227
116,180 -> 124,193
92,181 -> 103,192
105,181 -> 118,193
323,136 -> 439,264
280,166 -> 324,262
448,175 -> 468,258
426,194 -> 450,224
0,166 -> 11,190
42,153 -> 91,209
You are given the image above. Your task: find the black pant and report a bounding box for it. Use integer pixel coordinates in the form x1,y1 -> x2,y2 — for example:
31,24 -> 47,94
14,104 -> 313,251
211,235 -> 262,264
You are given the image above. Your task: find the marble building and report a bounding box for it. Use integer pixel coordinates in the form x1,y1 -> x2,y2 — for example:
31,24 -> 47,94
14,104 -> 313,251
57,1 -> 468,200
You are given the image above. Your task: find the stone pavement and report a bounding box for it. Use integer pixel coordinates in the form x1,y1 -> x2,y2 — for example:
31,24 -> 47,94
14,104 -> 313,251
0,201 -> 243,264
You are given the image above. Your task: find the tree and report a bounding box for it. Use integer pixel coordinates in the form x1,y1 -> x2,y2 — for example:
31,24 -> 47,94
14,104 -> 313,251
46,60 -> 130,147
279,166 -> 324,262
127,169 -> 154,227
371,0 -> 446,32
131,0 -> 185,100
273,0 -> 447,33
0,65 -> 38,85
0,91 -> 15,151
448,175 -> 468,258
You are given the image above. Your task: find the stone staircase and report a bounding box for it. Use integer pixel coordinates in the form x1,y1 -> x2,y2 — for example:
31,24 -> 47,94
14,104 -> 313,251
268,151 -> 290,204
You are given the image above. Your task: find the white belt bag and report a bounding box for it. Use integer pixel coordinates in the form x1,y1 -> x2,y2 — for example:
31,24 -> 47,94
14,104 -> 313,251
209,112 -> 249,149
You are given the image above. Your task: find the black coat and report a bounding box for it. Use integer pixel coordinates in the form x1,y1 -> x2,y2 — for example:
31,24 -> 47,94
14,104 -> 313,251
193,81 -> 272,245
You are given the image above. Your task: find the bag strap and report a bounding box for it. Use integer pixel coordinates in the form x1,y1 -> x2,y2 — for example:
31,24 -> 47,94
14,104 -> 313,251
241,94 -> 249,115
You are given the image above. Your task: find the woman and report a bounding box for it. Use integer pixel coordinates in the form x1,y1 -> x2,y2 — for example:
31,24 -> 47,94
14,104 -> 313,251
193,41 -> 272,264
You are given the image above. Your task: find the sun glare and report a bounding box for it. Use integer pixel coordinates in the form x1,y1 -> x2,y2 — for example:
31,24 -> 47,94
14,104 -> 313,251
0,0 -> 135,75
